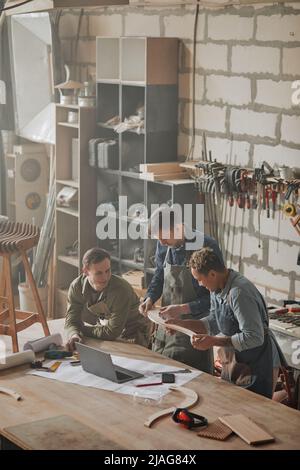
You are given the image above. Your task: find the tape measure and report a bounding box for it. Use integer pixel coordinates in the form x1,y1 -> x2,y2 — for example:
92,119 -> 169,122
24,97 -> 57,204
283,203 -> 297,217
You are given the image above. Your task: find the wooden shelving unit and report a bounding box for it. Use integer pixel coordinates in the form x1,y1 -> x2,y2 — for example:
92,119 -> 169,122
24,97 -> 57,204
95,37 -> 196,285
55,104 -> 97,316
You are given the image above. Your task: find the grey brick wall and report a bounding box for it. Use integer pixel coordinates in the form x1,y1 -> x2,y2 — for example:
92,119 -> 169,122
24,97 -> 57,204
58,3 -> 300,304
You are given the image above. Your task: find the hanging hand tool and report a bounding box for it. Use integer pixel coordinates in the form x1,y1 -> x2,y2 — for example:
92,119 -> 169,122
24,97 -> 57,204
251,192 -> 258,209
285,181 -> 299,200
246,192 -> 251,210
283,203 -> 297,217
266,187 -> 270,218
271,187 -> 277,216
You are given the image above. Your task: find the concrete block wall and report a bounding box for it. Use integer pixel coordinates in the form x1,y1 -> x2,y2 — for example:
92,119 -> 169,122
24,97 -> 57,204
59,2 -> 300,305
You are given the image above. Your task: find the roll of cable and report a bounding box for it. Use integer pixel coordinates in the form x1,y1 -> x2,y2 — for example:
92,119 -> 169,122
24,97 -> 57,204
0,351 -> 35,371
283,203 -> 297,217
23,333 -> 63,353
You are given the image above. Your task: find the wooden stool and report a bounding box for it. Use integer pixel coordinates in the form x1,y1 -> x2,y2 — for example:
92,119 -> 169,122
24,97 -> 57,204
0,221 -> 50,352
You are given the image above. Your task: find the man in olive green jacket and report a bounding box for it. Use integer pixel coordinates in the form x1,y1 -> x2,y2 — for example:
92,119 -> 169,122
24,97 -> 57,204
65,247 -> 151,352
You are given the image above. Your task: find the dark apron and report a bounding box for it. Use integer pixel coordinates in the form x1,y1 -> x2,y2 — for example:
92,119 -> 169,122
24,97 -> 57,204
152,247 -> 213,373
216,296 -> 273,398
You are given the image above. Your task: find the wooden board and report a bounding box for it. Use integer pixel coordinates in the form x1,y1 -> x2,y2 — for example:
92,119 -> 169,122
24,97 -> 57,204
142,172 -> 188,182
2,415 -> 123,450
139,162 -> 182,173
197,420 -> 233,441
122,270 -> 144,288
148,309 -> 195,337
219,414 -> 275,446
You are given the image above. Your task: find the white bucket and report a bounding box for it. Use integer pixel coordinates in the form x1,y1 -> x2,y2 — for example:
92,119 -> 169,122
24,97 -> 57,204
18,283 -> 48,315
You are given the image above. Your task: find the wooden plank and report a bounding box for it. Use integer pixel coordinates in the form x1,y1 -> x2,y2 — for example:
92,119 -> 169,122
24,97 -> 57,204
2,415 -> 124,450
139,162 -> 182,173
148,309 -> 194,337
142,172 -> 187,182
147,38 -> 178,85
122,270 -> 144,288
219,415 -> 275,446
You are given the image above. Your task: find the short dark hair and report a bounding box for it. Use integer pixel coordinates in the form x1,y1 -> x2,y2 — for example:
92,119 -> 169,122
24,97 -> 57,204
82,247 -> 111,268
148,206 -> 179,237
189,248 -> 225,275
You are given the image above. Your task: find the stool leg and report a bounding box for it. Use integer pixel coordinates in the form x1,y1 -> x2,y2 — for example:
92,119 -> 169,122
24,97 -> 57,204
21,251 -> 50,337
0,262 -> 6,309
4,256 -> 19,353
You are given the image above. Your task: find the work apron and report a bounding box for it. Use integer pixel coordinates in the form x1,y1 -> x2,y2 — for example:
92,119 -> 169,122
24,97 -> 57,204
215,296 -> 274,398
152,247 -> 213,373
82,294 -> 150,347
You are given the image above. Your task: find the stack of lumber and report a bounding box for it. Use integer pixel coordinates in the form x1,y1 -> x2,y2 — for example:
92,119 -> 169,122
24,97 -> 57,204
139,162 -> 189,181
122,270 -> 145,289
179,161 -> 204,178
122,270 -> 146,299
122,270 -> 162,306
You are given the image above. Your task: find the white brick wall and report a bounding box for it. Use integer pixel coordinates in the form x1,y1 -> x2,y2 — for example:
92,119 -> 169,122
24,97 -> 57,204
269,240 -> 300,272
185,43 -> 228,72
198,43 -> 228,72
230,109 -> 277,139
179,73 -> 204,100
64,4 -> 300,301
193,104 -> 227,133
231,45 -> 280,75
89,14 -> 123,37
280,219 -> 300,245
282,48 -> 300,76
253,144 -> 300,168
207,14 -> 254,41
252,210 -> 300,244
184,103 -> 226,133
243,263 -> 290,293
206,75 -> 251,106
124,13 -> 160,36
164,13 -> 205,41
281,115 -> 300,145
256,14 -> 300,42
256,80 -> 296,110
177,133 -> 203,159
206,137 -> 250,167
295,281 -> 300,298
242,232 -> 264,262
222,208 -> 251,233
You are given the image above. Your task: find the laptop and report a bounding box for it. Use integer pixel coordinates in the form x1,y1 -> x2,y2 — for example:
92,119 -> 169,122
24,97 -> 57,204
76,343 -> 144,384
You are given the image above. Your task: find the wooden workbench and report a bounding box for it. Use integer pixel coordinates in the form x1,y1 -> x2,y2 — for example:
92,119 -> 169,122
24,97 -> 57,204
0,320 -> 299,450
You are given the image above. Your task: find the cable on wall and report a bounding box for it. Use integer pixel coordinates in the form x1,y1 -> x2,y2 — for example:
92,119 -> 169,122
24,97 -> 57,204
186,4 -> 200,161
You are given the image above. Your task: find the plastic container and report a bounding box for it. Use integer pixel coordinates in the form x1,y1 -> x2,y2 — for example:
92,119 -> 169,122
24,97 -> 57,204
18,282 -> 48,314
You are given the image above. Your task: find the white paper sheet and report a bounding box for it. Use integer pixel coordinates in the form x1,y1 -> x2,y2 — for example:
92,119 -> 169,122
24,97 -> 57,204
27,355 -> 202,400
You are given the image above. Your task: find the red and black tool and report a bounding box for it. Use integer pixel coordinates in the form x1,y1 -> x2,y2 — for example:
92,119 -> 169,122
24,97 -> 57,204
172,408 -> 208,430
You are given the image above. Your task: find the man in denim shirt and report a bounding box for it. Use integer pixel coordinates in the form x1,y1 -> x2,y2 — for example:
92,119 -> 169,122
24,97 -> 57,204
139,206 -> 223,371
164,248 -> 285,398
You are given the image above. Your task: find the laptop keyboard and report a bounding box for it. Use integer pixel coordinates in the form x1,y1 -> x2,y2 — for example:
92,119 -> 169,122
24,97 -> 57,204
116,370 -> 131,381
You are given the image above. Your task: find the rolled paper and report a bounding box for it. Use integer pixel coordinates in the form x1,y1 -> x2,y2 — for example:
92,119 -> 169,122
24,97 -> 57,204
23,333 -> 63,353
0,350 -> 35,370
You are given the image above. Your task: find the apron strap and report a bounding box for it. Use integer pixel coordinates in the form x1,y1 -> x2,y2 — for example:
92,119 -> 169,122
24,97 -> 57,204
163,246 -> 171,268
